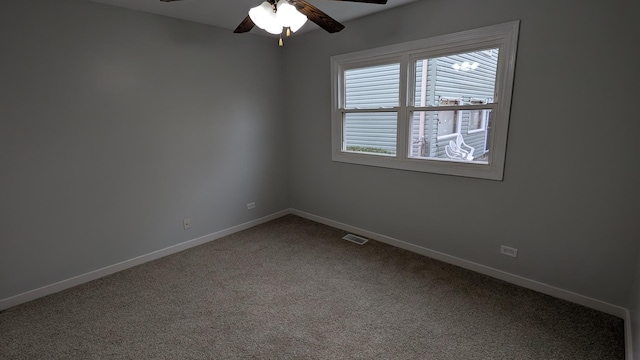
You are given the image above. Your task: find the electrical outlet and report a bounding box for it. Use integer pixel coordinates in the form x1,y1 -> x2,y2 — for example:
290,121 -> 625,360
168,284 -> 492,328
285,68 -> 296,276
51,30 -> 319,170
247,202 -> 255,210
500,245 -> 518,258
183,218 -> 191,230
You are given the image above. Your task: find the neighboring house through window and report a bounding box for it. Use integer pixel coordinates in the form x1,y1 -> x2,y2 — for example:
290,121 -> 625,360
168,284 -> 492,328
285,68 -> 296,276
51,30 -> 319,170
436,98 -> 462,139
331,21 -> 519,180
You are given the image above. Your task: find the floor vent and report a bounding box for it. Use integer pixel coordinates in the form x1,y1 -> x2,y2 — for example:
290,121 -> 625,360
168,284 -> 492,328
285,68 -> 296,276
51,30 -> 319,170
342,234 -> 369,245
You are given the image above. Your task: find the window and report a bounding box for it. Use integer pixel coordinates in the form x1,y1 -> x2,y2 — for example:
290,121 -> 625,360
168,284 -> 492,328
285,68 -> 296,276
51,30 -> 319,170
331,21 -> 519,180
343,63 -> 399,156
468,99 -> 489,133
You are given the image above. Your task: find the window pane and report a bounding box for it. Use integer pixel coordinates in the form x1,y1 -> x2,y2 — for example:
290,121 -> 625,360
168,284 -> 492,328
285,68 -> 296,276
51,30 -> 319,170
414,48 -> 498,107
344,112 -> 397,155
409,110 -> 492,163
345,63 -> 400,109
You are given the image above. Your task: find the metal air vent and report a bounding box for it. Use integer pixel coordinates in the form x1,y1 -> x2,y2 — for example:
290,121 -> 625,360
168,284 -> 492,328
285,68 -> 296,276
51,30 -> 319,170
342,234 -> 369,245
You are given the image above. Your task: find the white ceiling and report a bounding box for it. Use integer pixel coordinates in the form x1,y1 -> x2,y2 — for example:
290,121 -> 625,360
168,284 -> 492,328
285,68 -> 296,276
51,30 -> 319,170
90,0 -> 417,35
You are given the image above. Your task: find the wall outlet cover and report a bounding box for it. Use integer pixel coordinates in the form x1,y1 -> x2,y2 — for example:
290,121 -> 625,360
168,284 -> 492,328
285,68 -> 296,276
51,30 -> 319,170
500,245 -> 518,258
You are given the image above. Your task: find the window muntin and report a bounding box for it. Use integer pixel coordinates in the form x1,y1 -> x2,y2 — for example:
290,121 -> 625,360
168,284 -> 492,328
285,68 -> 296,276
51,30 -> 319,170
331,21 -> 519,180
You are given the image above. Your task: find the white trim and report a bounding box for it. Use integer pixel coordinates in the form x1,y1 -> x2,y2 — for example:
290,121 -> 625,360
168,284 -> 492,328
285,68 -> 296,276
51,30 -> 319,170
625,308 -> 634,360
0,210 -> 291,311
290,209 -> 629,320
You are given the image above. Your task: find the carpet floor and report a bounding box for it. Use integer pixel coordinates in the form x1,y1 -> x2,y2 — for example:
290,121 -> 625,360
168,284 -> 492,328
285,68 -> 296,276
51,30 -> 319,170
0,215 -> 625,359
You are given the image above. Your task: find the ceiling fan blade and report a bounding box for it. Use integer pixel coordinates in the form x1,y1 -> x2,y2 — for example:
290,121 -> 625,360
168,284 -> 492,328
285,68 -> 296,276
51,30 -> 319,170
294,0 -> 345,33
234,15 -> 255,33
325,0 -> 387,4
159,0 -> 184,2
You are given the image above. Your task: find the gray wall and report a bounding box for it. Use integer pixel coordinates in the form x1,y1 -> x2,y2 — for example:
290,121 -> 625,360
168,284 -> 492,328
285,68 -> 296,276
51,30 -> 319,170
0,0 -> 288,300
284,0 -> 640,307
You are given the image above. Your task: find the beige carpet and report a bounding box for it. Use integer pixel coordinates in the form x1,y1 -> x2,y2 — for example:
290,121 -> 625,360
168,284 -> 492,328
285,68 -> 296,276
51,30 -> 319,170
0,215 -> 625,359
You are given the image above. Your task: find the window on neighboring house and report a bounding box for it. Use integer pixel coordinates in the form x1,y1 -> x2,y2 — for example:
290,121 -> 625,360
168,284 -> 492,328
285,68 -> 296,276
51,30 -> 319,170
436,98 -> 462,139
331,21 -> 519,180
468,99 -> 488,133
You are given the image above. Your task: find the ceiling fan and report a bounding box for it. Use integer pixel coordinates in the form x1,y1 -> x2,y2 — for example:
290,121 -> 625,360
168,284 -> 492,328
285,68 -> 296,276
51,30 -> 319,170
161,0 -> 387,43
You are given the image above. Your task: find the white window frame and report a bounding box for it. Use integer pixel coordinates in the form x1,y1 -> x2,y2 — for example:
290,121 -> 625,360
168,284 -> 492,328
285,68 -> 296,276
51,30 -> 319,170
330,21 -> 519,181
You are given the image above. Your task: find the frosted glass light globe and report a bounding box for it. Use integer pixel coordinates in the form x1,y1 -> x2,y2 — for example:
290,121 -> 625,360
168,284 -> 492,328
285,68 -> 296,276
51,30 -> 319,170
276,0 -> 307,33
249,2 -> 283,35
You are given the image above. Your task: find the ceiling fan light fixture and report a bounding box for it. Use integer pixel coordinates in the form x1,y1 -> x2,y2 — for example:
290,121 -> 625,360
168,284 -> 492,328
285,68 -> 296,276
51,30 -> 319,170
249,2 -> 282,34
276,0 -> 307,33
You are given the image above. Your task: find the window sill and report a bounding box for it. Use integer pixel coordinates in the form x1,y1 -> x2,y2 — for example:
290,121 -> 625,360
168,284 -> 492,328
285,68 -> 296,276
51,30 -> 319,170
332,151 -> 503,180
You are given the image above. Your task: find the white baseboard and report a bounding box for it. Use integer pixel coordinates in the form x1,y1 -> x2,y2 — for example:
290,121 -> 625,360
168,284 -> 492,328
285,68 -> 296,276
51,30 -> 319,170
625,309 -> 634,360
0,210 -> 290,311
290,209 -> 633,360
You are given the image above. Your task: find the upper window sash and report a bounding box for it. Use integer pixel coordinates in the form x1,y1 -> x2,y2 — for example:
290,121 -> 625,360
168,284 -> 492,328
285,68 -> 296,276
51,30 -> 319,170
407,42 -> 504,108
335,56 -> 404,111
